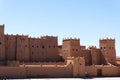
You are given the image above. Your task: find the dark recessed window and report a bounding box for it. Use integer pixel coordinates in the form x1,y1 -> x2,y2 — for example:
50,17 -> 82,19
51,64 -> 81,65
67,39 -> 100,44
112,47 -> 114,49
104,47 -> 105,49
76,49 -> 78,51
53,45 -> 55,48
42,45 -> 45,48
37,46 -> 39,48
80,63 -> 82,65
25,45 -> 27,47
32,45 -> 34,47
111,59 -> 113,61
49,46 -> 51,48
109,47 -> 111,49
0,42 -> 2,45
101,47 -> 102,49
73,49 -> 74,51
32,52 -> 34,54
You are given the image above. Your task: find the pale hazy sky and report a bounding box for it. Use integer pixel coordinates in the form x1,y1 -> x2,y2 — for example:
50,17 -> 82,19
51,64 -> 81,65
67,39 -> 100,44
0,0 -> 120,56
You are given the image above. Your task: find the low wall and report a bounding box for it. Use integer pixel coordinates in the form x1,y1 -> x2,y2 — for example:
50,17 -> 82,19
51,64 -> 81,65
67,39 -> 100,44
85,66 -> 97,77
102,66 -> 119,76
85,65 -> 120,77
0,64 -> 73,79
20,62 -> 66,65
0,67 -> 26,79
26,64 -> 73,78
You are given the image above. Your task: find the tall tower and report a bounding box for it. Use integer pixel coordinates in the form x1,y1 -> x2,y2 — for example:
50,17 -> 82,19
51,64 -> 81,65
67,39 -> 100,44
0,24 -> 5,61
99,38 -> 116,64
62,38 -> 80,59
16,35 -> 29,61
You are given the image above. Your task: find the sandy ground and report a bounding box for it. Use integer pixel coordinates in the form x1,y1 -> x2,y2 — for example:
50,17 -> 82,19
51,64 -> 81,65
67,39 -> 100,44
11,77 -> 119,80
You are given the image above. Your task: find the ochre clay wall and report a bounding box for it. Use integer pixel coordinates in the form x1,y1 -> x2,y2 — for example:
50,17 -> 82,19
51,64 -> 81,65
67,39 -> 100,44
0,67 -> 26,79
85,66 -> 97,77
26,65 -> 73,78
5,35 -> 16,60
62,38 -> 80,59
29,36 -> 60,62
102,66 -> 119,76
85,65 -> 119,77
99,39 -> 116,64
20,62 -> 66,65
80,50 -> 92,65
0,64 -> 73,78
91,48 -> 102,65
16,35 -> 29,61
0,25 -> 5,61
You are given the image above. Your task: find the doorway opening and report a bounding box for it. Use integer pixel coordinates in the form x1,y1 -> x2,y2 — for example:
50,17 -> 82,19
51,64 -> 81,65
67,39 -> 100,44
97,69 -> 102,77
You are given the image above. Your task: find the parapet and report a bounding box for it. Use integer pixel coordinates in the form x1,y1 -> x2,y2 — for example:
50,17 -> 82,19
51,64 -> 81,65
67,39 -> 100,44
63,37 -> 80,42
40,35 -> 57,39
100,38 -> 115,41
88,45 -> 97,49
0,24 -> 4,27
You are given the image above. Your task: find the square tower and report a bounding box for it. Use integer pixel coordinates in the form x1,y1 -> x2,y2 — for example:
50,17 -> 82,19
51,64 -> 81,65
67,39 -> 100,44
0,24 -> 5,61
99,38 -> 116,64
62,38 -> 80,59
16,35 -> 30,61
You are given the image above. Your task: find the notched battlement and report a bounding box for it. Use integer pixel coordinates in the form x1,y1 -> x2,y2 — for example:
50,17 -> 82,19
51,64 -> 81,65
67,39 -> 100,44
63,38 -> 80,41
100,38 -> 115,41
0,24 -> 4,27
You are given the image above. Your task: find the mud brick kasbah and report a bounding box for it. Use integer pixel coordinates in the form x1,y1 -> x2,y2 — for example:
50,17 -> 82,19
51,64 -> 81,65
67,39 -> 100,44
0,24 -> 120,79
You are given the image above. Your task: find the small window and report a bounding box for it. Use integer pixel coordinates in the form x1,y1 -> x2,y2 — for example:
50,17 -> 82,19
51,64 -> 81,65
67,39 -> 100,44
6,38 -> 8,40
111,59 -> 113,61
104,47 -> 105,49
112,47 -> 114,49
32,45 -> 34,47
80,63 -> 82,65
25,45 -> 27,47
49,46 -> 51,48
37,46 -> 39,48
101,47 -> 102,49
76,49 -> 78,51
32,52 -> 34,54
53,45 -> 55,48
42,45 -> 45,48
0,42 -> 2,45
109,47 -> 111,49
73,49 -> 74,51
